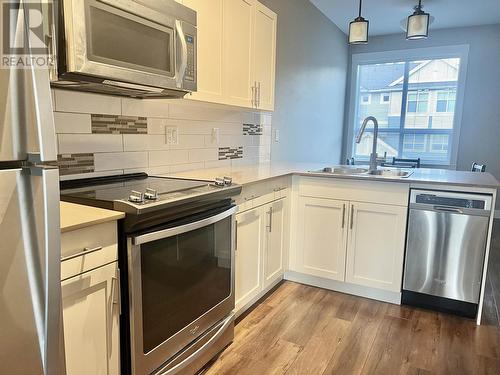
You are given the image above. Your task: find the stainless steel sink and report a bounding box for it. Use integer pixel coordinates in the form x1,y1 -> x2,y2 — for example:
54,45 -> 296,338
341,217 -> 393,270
312,166 -> 414,178
316,167 -> 369,175
368,169 -> 413,178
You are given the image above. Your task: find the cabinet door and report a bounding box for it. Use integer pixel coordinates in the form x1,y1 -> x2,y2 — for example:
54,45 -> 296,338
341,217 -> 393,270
183,0 -> 224,103
253,2 -> 276,111
345,202 -> 407,292
296,197 -> 348,281
263,199 -> 285,288
223,0 -> 255,108
62,262 -> 120,375
235,206 -> 264,311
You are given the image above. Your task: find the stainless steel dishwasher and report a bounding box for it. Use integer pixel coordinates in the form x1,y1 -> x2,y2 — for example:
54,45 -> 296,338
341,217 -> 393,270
402,189 -> 493,318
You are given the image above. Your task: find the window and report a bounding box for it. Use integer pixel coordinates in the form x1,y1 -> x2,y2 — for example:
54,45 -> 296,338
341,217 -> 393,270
407,91 -> 429,113
436,89 -> 456,112
380,93 -> 390,104
348,46 -> 468,167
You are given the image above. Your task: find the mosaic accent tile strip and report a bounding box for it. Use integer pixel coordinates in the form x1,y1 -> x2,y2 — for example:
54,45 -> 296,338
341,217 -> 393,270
91,114 -> 147,134
56,153 -> 95,176
243,123 -> 263,136
218,147 -> 243,160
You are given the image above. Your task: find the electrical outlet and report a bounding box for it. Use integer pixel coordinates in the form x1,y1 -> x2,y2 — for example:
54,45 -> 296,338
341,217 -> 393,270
165,126 -> 179,145
211,127 -> 220,144
171,127 -> 179,145
274,129 -> 280,143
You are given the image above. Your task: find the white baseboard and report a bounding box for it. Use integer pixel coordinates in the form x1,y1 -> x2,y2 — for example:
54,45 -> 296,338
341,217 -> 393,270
284,271 -> 401,305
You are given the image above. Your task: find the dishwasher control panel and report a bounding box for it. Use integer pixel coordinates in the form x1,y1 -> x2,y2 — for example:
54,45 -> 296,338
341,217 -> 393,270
410,189 -> 492,212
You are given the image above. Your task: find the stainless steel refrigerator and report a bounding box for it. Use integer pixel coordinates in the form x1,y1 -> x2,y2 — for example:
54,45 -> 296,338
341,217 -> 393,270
0,1 -> 65,373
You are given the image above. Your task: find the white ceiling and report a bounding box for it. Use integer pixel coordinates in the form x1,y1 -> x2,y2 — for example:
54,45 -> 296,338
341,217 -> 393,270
310,0 -> 500,36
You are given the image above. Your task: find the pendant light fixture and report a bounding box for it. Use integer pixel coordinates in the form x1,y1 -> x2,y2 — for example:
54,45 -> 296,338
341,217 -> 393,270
406,0 -> 431,40
348,0 -> 369,45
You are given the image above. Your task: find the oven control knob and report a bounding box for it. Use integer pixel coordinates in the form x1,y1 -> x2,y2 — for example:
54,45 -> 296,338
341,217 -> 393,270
214,178 -> 225,187
129,190 -> 144,203
223,177 -> 232,186
144,188 -> 158,200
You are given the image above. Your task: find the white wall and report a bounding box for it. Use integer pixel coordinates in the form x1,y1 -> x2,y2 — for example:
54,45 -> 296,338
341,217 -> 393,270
259,0 -> 348,164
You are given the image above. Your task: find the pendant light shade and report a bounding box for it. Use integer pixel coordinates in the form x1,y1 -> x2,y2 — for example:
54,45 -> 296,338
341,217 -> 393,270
349,0 -> 369,45
406,0 -> 430,40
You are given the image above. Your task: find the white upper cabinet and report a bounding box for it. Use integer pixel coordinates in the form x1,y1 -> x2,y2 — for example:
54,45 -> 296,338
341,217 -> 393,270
252,2 -> 277,111
223,0 -> 256,108
184,0 -> 277,110
183,0 -> 224,102
295,197 -> 348,281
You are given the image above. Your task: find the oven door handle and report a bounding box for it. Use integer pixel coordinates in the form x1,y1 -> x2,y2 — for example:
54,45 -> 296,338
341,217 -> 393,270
131,206 -> 238,245
157,314 -> 234,375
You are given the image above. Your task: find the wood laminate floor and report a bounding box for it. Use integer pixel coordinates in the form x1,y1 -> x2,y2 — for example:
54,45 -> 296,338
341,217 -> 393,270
203,219 -> 500,375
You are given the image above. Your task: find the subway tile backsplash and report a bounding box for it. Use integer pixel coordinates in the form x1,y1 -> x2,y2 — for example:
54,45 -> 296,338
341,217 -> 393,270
52,90 -> 271,179
91,114 -> 147,134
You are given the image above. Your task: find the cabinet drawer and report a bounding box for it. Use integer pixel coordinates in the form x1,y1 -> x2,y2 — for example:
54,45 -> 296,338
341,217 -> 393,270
298,177 -> 409,206
61,221 -> 118,281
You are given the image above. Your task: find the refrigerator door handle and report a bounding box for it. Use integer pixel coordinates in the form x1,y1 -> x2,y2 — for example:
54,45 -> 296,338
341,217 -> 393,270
22,1 -> 58,163
30,166 -> 66,374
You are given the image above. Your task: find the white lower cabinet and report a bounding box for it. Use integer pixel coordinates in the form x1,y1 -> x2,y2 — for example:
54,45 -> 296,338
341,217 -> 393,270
235,207 -> 264,311
295,197 -> 348,281
263,199 -> 285,288
235,197 -> 287,314
345,202 -> 407,292
62,262 -> 120,375
293,193 -> 408,295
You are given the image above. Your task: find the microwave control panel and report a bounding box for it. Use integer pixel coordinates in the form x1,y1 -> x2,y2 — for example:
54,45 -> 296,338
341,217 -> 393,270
185,34 -> 196,81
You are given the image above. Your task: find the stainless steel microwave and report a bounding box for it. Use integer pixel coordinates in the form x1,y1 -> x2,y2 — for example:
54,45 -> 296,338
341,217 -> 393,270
48,0 -> 197,98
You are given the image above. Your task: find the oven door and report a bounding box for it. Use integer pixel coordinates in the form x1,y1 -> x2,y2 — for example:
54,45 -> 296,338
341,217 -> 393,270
61,0 -> 192,90
128,206 -> 237,375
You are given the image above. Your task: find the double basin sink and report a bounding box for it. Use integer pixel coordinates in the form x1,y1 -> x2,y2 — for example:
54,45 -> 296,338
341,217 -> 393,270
313,166 -> 414,178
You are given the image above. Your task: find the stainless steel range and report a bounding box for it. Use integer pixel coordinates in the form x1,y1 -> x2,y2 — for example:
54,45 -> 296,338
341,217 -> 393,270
61,173 -> 241,375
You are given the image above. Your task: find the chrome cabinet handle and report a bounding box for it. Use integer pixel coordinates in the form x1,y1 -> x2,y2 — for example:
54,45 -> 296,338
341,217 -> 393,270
235,220 -> 238,251
266,206 -> 273,232
341,204 -> 346,229
251,85 -> 256,108
60,246 -> 103,262
350,205 -> 354,230
111,268 -> 121,315
257,81 -> 261,107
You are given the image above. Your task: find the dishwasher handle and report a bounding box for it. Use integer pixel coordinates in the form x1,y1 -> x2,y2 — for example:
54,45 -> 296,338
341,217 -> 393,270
409,202 -> 491,217
433,205 -> 464,214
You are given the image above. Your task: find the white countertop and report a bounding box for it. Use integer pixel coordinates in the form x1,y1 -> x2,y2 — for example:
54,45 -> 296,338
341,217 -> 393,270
60,202 -> 125,233
162,162 -> 500,189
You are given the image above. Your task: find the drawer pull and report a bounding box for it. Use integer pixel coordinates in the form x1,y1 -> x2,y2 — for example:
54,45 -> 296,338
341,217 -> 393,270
61,246 -> 103,262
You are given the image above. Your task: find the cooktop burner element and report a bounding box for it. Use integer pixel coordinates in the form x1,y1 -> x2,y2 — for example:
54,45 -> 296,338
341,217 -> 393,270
60,173 -> 241,215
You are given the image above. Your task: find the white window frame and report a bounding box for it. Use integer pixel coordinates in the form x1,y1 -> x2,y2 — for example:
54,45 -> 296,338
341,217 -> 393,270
346,45 -> 469,169
380,93 -> 390,104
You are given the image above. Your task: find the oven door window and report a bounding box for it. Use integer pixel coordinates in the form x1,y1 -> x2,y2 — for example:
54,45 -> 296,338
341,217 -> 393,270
140,216 -> 232,354
85,1 -> 175,77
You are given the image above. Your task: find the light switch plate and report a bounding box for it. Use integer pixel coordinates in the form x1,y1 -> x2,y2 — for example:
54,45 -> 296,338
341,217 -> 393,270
274,129 -> 280,143
211,127 -> 220,144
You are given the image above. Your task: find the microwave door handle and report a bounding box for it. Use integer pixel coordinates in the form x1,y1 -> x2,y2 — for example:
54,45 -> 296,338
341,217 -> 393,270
175,20 -> 188,89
